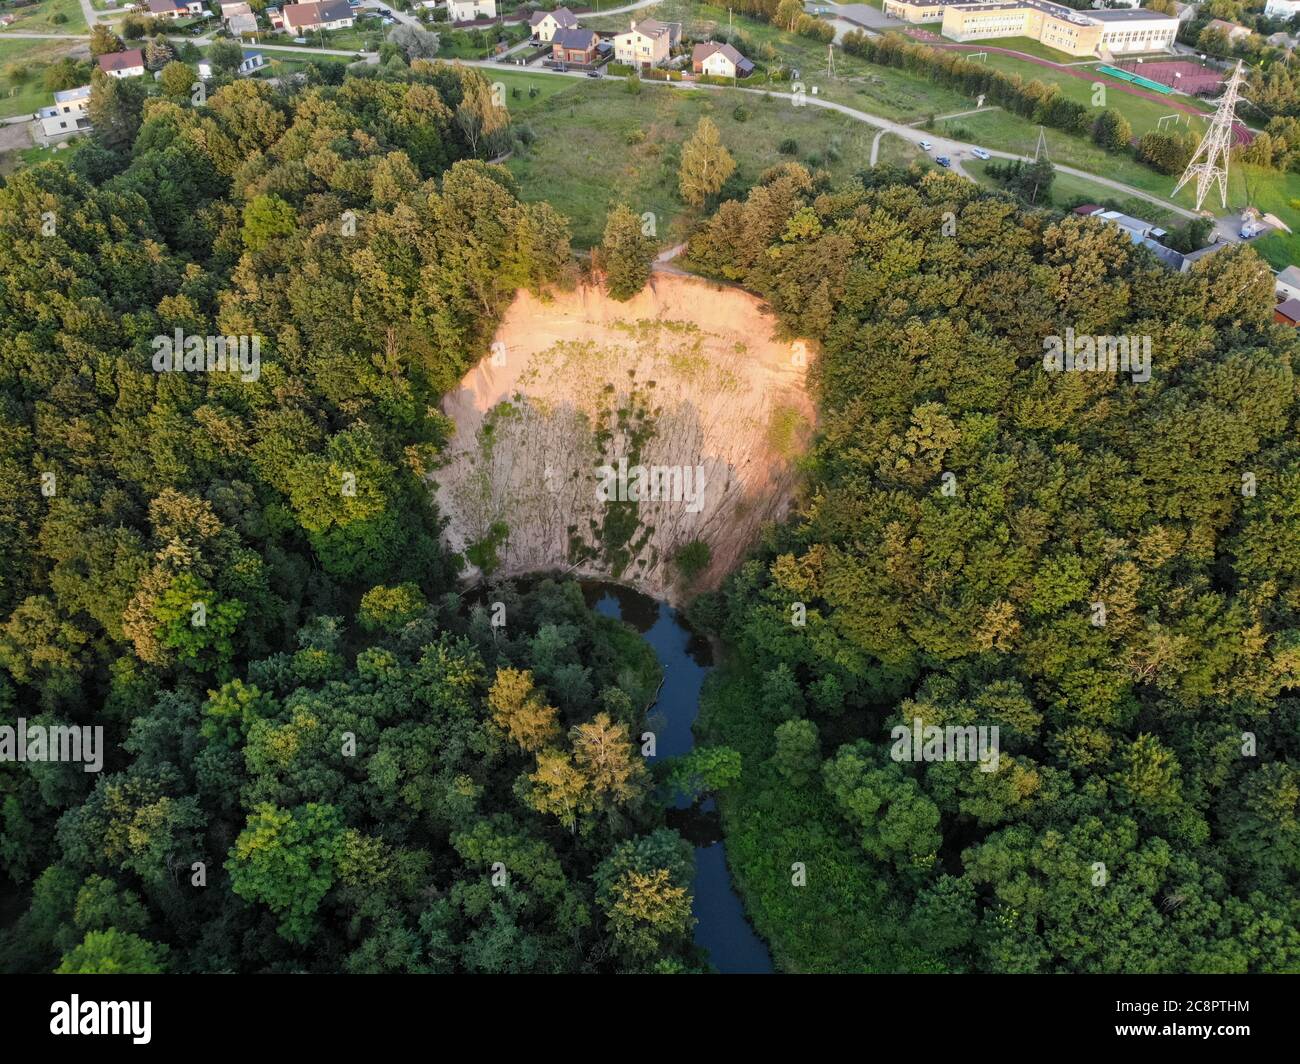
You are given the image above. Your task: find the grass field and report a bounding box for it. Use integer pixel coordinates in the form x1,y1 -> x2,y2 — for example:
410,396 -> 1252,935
505,78 -> 880,247
587,2 -> 973,120
0,38 -> 88,120
1,0 -> 87,33
939,108 -> 1188,198
493,67 -> 579,113
0,142 -> 62,176
876,130 -> 927,169
935,34 -> 1083,63
976,52 -> 1215,139
964,156 -> 1181,229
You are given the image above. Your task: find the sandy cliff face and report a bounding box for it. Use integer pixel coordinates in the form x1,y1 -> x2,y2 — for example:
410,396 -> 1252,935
433,273 -> 814,603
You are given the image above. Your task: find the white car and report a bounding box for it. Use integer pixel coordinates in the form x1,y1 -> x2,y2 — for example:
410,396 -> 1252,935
919,140 -> 932,151
971,147 -> 991,160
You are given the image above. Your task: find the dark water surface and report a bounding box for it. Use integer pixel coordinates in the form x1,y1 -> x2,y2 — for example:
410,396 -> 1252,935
584,582 -> 775,974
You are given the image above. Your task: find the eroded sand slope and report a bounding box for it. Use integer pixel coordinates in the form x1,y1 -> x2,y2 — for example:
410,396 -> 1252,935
434,273 -> 814,602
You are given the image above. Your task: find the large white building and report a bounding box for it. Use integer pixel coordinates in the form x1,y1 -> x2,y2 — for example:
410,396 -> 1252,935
933,1 -> 1178,57
1265,0 -> 1300,18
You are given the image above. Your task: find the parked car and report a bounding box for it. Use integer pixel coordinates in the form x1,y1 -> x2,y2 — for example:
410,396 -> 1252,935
971,147 -> 991,160
586,69 -> 602,78
935,156 -> 951,168
919,140 -> 932,151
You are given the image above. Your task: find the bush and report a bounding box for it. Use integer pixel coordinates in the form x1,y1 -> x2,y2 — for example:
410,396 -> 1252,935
732,105 -> 749,123
675,540 -> 711,582
779,138 -> 798,155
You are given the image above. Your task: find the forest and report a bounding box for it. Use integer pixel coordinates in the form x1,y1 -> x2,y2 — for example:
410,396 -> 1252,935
0,60 -> 706,973
1,49 -> 1298,974
684,161 -> 1300,972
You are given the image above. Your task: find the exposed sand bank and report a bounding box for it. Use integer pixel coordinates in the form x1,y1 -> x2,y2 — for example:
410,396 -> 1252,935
434,273 -> 815,604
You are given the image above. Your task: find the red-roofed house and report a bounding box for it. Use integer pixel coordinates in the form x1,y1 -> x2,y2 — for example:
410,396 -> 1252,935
98,49 -> 146,78
691,41 -> 754,78
530,7 -> 579,42
276,0 -> 355,31
1275,298 -> 1300,326
552,27 -> 598,65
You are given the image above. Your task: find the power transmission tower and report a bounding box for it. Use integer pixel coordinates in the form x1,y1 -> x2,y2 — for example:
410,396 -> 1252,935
1172,60 -> 1247,212
1033,126 -> 1049,163
826,43 -> 836,79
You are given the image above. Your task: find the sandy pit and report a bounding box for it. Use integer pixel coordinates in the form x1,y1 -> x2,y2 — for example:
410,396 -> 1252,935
433,272 -> 815,603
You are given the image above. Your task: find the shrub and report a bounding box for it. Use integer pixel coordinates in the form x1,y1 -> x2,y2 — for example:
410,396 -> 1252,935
779,138 -> 798,155
675,540 -> 711,582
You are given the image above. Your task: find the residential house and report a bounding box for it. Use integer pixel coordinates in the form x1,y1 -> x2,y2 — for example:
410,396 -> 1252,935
144,0 -> 206,17
1267,31 -> 1296,49
1073,204 -> 1223,272
220,1 -> 259,33
448,0 -> 496,22
613,18 -> 681,68
1275,264 -> 1300,301
551,26 -> 599,64
277,0 -> 355,32
198,49 -> 267,78
98,49 -> 147,78
1206,18 -> 1252,43
691,41 -> 754,78
1274,297 -> 1300,326
34,85 -> 92,145
1171,1 -> 1195,20
1075,206 -> 1161,241
530,6 -> 579,41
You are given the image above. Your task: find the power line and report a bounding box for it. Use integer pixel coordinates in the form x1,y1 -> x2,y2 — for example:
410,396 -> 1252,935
1172,60 -> 1247,212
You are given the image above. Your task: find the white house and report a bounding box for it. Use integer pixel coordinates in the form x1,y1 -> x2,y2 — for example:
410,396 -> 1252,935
1265,0 -> 1300,18
529,6 -> 578,41
35,85 -> 92,144
613,18 -> 680,68
447,0 -> 496,21
691,41 -> 754,78
198,50 -> 267,78
144,0 -> 206,17
98,49 -> 146,78
277,0 -> 355,31
1275,265 -> 1300,301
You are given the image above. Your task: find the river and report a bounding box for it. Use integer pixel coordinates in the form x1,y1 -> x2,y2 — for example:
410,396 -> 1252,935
583,582 -> 775,974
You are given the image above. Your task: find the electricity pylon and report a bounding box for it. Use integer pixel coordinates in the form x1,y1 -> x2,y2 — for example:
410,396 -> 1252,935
1033,126 -> 1049,163
1172,60 -> 1247,211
